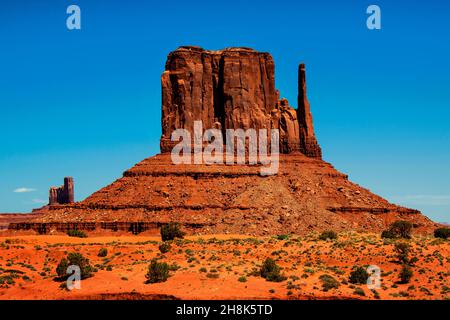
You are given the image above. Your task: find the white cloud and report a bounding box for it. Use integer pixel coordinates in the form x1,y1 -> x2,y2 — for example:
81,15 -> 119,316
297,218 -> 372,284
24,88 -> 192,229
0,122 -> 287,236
391,195 -> 450,206
13,187 -> 36,193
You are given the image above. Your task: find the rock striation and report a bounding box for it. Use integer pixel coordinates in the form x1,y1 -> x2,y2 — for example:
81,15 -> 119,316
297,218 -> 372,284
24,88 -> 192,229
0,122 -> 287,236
160,46 -> 321,158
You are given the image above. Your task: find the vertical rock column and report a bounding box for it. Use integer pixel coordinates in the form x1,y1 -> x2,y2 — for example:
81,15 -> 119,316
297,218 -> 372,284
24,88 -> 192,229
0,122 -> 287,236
48,177 -> 75,205
49,187 -> 58,205
64,177 -> 74,203
297,63 -> 322,159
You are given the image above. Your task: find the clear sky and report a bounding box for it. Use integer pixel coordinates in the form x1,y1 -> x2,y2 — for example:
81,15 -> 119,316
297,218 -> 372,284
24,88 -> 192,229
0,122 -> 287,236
1,0 -> 449,223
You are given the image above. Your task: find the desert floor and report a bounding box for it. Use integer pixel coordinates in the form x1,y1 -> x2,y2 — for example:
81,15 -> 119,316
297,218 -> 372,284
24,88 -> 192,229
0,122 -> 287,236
0,231 -> 448,300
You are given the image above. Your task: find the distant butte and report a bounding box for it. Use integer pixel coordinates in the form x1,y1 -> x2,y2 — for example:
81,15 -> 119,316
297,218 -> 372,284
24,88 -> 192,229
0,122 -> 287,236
7,46 -> 436,236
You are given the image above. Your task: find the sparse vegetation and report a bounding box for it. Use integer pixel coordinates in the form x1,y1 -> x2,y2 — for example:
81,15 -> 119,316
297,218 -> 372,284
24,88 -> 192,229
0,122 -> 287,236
381,221 -> 412,239
349,266 -> 369,284
158,242 -> 171,254
276,234 -> 290,241
353,287 -> 365,296
399,265 -> 413,284
434,227 -> 450,239
97,248 -> 108,257
319,274 -> 340,291
145,259 -> 170,284
395,242 -> 411,264
56,252 -> 93,280
260,258 -> 286,282
319,230 -> 337,241
160,223 -> 185,241
206,272 -> 220,279
67,230 -> 88,238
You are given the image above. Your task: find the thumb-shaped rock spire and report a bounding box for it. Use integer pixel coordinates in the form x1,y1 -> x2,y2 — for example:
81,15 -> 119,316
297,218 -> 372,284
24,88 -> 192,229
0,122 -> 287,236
297,63 -> 322,158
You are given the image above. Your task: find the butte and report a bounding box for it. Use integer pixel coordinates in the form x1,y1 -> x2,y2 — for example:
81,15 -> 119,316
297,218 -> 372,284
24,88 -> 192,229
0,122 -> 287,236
9,46 -> 436,236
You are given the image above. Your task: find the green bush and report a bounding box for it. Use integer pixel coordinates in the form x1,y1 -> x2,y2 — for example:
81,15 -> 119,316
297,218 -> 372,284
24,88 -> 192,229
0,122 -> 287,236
434,227 -> 450,239
381,229 -> 396,239
159,242 -> 171,254
399,265 -> 413,284
206,273 -> 219,279
260,258 -> 286,282
319,274 -> 340,291
67,230 -> 87,238
319,230 -> 337,241
349,266 -> 369,284
353,287 -> 365,296
395,242 -> 410,264
146,259 -> 170,284
382,221 -> 412,239
276,234 -> 290,240
56,258 -> 69,279
56,252 -> 93,280
160,223 -> 185,241
97,248 -> 108,257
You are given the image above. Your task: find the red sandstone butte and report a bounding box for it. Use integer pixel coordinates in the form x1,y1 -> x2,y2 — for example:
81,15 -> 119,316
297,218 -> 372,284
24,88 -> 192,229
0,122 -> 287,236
49,177 -> 74,205
160,46 -> 321,157
8,46 -> 436,236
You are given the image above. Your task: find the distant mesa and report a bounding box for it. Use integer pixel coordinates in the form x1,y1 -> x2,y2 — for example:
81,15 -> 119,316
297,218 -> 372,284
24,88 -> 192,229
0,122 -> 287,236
49,177 -> 74,205
7,46 -> 437,236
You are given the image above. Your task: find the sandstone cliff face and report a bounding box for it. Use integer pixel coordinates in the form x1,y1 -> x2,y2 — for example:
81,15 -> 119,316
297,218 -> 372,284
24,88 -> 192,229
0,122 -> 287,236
160,46 -> 321,158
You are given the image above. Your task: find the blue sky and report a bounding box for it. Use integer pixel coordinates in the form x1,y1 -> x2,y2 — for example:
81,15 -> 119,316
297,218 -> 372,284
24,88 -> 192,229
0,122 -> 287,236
0,0 -> 449,223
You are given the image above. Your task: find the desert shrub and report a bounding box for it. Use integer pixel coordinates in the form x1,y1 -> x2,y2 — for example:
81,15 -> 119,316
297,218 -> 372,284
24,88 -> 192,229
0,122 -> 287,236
160,223 -> 185,241
319,274 -> 340,291
206,273 -> 220,279
56,258 -> 69,279
276,234 -> 290,241
158,242 -> 171,254
56,253 -> 93,280
399,265 -> 413,284
381,229 -> 396,239
382,221 -> 412,239
146,259 -> 170,284
260,258 -> 286,282
319,230 -> 337,241
349,266 -> 369,284
238,276 -> 247,282
67,230 -> 87,238
371,289 -> 381,299
434,227 -> 450,239
97,248 -> 108,257
353,287 -> 365,296
395,242 -> 410,264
